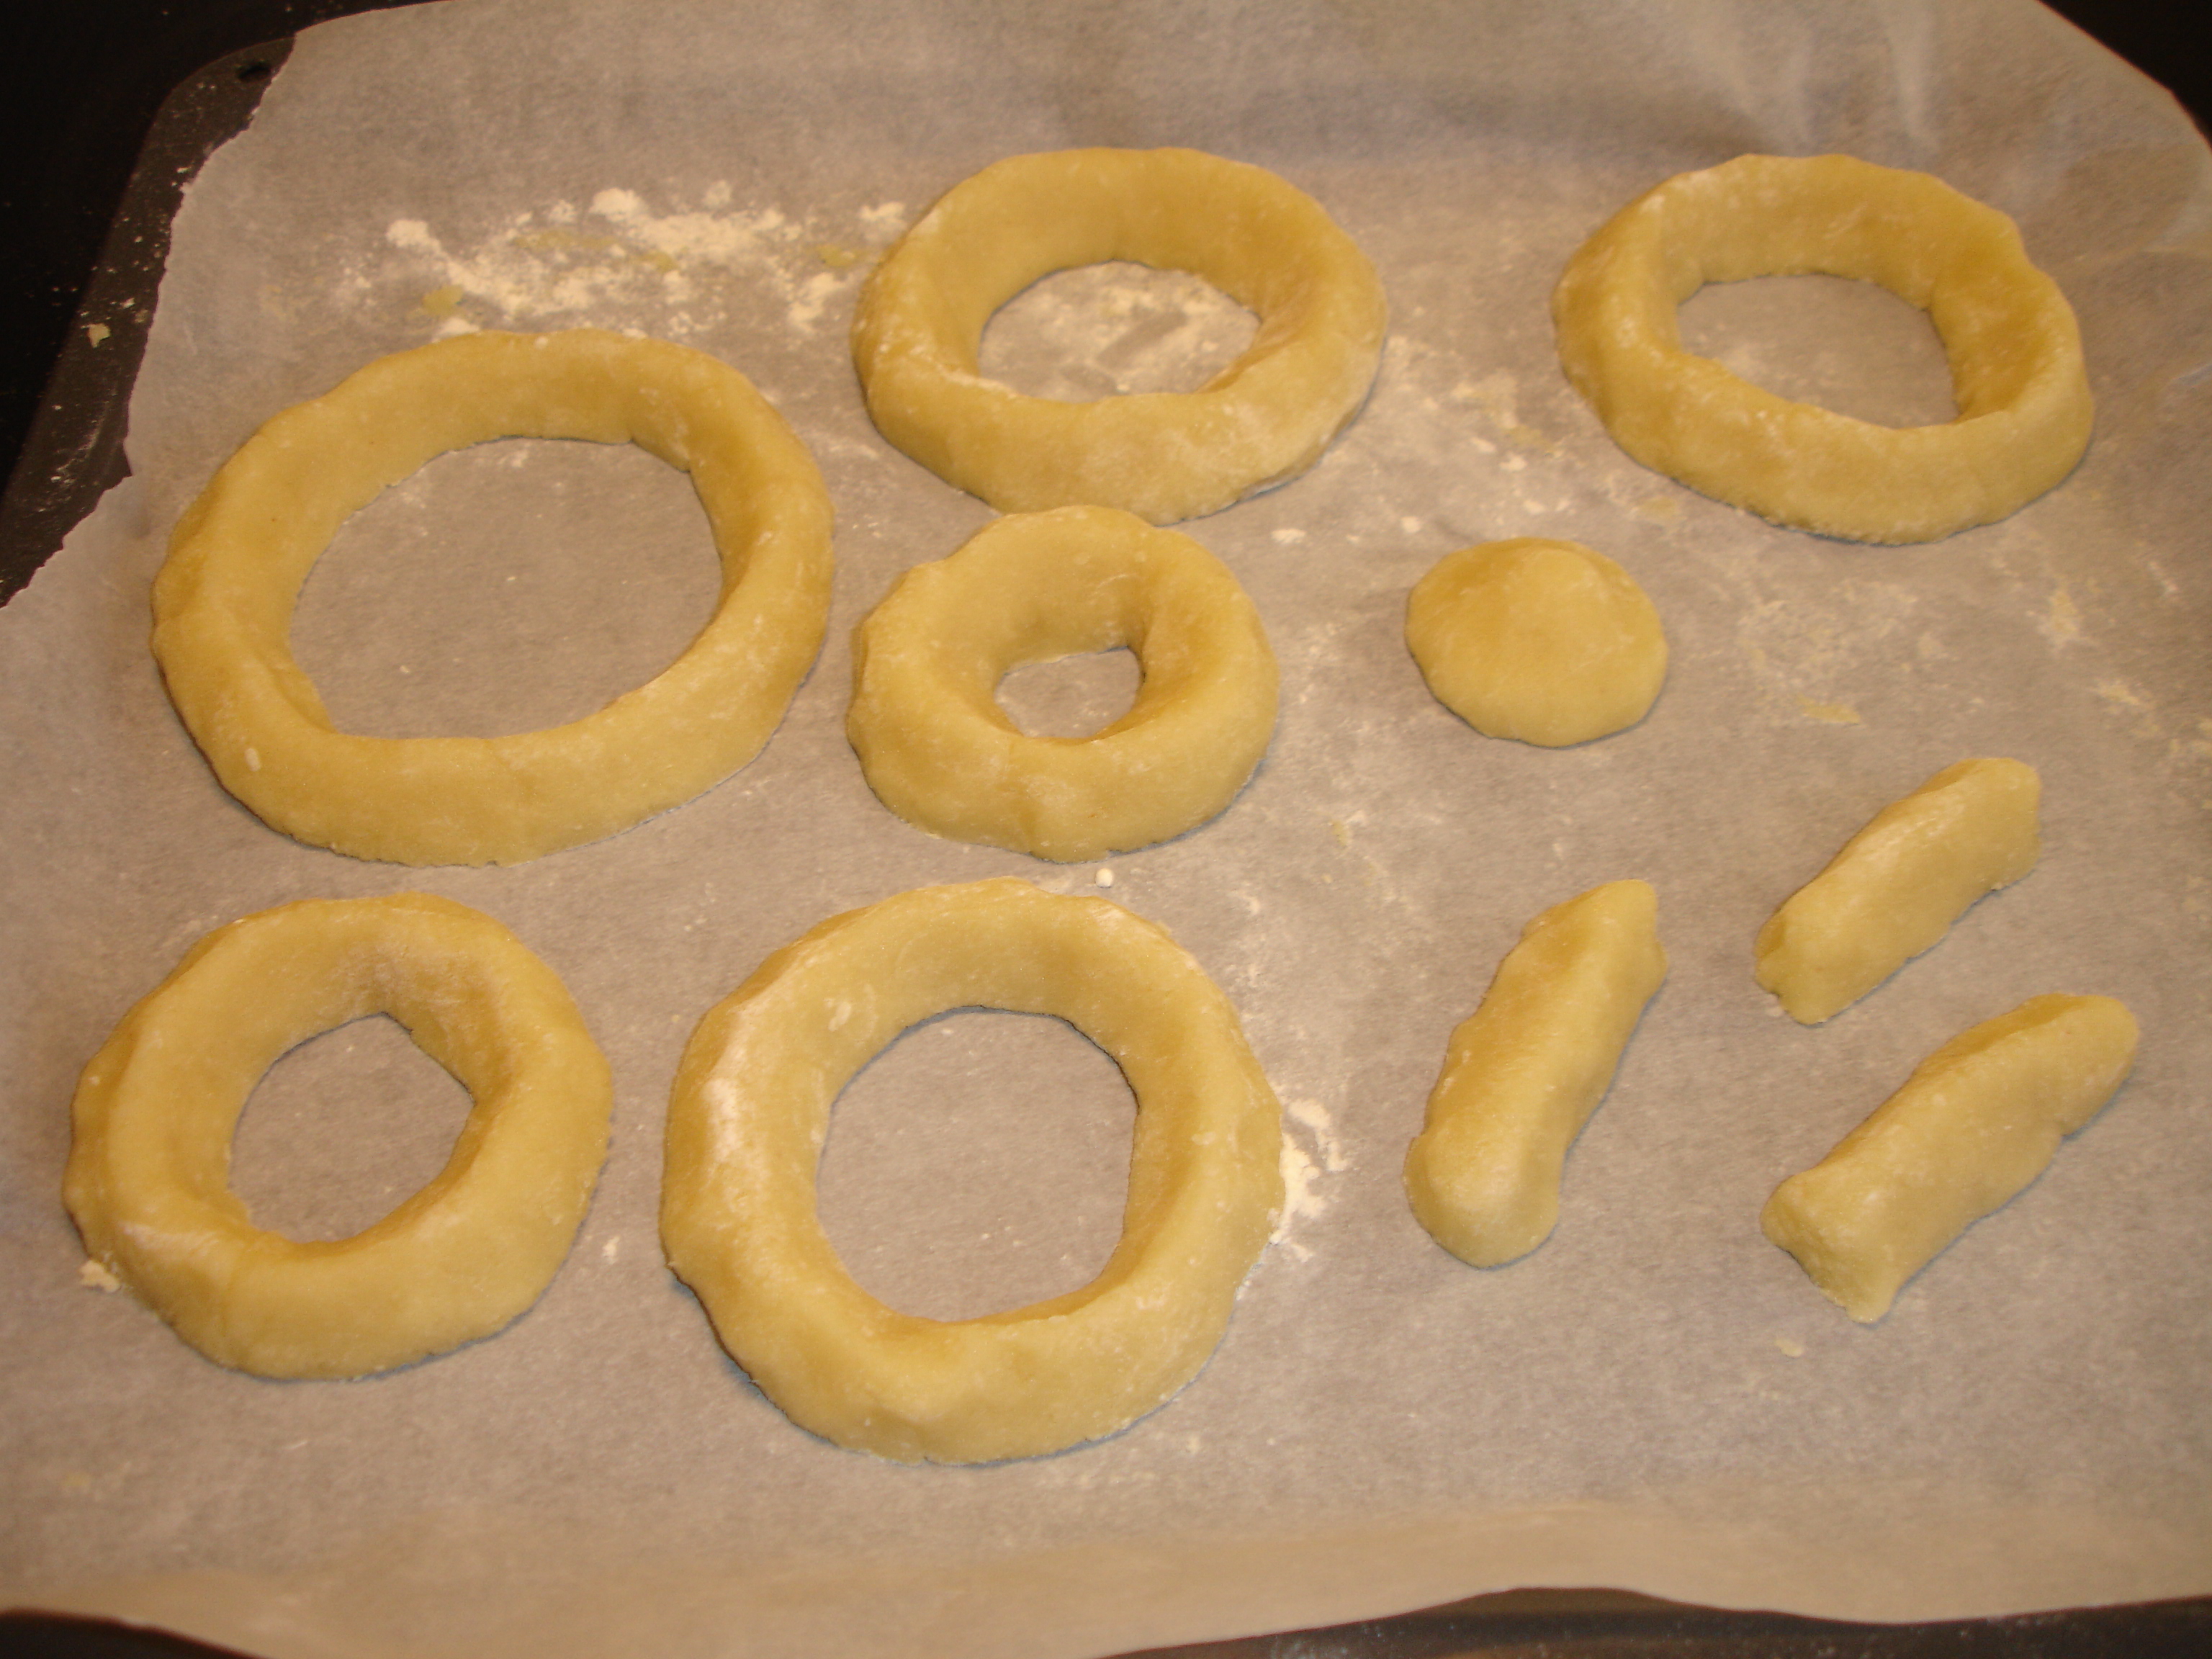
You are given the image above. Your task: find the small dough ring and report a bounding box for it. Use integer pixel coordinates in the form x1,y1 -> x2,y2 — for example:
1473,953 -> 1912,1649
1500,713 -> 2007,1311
1551,154 -> 2092,544
152,328 -> 834,866
660,878 -> 1284,1463
847,505 -> 1279,860
852,147 -> 1389,523
64,894 -> 613,1379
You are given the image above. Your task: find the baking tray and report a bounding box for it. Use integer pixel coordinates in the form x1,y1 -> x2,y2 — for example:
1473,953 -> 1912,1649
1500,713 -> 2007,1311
1,4 -> 2206,1656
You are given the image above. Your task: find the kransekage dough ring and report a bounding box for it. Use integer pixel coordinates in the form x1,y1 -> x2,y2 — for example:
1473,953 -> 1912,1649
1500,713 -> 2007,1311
661,878 -> 1285,1463
1551,154 -> 2092,544
852,147 -> 1389,524
64,894 -> 612,1380
153,328 -> 834,866
848,506 -> 1280,861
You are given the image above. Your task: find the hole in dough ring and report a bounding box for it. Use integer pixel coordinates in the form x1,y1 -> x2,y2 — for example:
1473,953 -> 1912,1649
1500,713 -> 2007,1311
151,328 -> 835,866
848,505 -> 1279,861
660,877 -> 1285,1464
852,147 -> 1389,524
1550,153 -> 2093,544
63,894 -> 613,1380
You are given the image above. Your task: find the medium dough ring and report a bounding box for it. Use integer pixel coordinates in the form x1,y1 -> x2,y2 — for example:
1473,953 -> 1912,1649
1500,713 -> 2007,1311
851,147 -> 1389,524
1550,153 -> 2092,544
153,328 -> 835,866
846,505 -> 1279,861
660,878 -> 1285,1464
64,894 -> 613,1380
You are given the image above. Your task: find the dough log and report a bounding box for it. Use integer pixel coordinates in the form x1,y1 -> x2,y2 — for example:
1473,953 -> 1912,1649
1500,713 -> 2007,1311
1405,880 -> 1668,1267
1757,757 -> 2040,1024
1761,994 -> 2139,1322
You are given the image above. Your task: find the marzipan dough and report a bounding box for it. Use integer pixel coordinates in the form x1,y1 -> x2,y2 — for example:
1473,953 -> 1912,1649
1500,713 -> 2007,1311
153,328 -> 834,866
852,147 -> 1388,523
1551,153 -> 2092,544
1404,880 -> 1668,1268
848,506 -> 1279,860
1405,538 -> 1667,746
660,878 -> 1284,1463
1757,757 -> 2039,1024
1761,994 -> 2138,1322
64,894 -> 613,1379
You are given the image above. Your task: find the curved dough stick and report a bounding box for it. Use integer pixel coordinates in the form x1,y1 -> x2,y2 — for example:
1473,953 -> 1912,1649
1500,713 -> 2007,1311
1756,757 -> 2039,1024
1761,993 -> 2138,1322
1404,880 -> 1667,1267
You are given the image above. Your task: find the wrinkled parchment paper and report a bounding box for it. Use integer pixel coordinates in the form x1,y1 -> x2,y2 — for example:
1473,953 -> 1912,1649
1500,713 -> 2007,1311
4,2 -> 2208,1655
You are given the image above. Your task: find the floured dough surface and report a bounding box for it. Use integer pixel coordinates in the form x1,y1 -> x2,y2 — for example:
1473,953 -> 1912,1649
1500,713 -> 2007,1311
1405,538 -> 1667,747
1757,757 -> 2041,1024
64,894 -> 613,1379
1762,994 -> 2139,1322
660,878 -> 1284,1464
1404,880 -> 1668,1267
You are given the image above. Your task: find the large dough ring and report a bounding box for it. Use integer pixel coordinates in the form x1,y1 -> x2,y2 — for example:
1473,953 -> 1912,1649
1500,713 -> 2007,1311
152,328 -> 835,866
847,505 -> 1279,860
851,147 -> 1389,523
660,878 -> 1284,1463
64,894 -> 613,1380
1551,153 -> 2092,544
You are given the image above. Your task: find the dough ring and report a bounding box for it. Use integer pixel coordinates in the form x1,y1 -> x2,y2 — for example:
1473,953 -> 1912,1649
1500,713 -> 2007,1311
847,505 -> 1279,860
660,878 -> 1284,1463
64,894 -> 613,1380
1551,153 -> 2092,544
851,147 -> 1389,523
153,328 -> 835,866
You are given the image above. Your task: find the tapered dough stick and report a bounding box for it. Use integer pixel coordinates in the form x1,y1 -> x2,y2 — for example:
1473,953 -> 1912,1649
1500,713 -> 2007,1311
1756,757 -> 2040,1025
1404,880 -> 1668,1267
1761,994 -> 2139,1323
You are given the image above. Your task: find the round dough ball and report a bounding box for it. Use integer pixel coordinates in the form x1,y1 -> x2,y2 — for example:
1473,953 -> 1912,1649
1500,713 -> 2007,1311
1406,538 -> 1666,747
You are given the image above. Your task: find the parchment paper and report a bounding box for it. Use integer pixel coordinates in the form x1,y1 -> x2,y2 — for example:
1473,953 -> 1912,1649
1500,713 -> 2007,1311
4,2 -> 2208,1655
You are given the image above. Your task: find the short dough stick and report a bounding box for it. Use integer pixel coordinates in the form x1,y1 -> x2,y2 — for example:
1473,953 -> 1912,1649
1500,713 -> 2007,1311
1404,880 -> 1668,1267
1756,757 -> 2039,1025
1761,994 -> 2139,1323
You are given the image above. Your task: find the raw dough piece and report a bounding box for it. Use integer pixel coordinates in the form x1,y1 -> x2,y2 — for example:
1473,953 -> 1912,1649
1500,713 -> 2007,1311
153,328 -> 834,866
1551,153 -> 2092,543
848,505 -> 1279,860
1404,537 -> 1666,746
64,894 -> 612,1379
1404,880 -> 1668,1268
1761,994 -> 2138,1322
1757,757 -> 2039,1024
660,878 -> 1283,1463
851,147 -> 1388,523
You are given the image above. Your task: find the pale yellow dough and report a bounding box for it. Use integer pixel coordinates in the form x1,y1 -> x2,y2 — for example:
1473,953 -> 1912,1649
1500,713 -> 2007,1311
152,328 -> 834,866
1762,994 -> 2138,1322
1404,538 -> 1667,747
1551,154 -> 2092,544
1757,757 -> 2040,1024
847,506 -> 1279,860
660,878 -> 1284,1464
64,894 -> 613,1379
1404,880 -> 1668,1268
851,147 -> 1388,523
